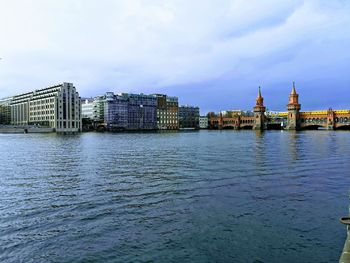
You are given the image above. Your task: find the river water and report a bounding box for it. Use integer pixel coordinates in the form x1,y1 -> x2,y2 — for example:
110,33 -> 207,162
0,130 -> 350,263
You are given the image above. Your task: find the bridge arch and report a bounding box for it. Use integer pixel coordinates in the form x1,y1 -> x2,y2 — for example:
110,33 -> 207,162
222,126 -> 235,129
335,125 -> 350,130
301,124 -> 325,130
267,123 -> 283,130
241,125 -> 253,130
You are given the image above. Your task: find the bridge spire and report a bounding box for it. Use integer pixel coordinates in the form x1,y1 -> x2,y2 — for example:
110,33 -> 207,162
253,86 -> 266,130
291,81 -> 297,95
256,86 -> 264,107
289,82 -> 299,104
286,82 -> 301,130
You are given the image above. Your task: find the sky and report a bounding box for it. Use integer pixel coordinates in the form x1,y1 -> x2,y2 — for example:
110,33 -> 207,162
0,0 -> 350,113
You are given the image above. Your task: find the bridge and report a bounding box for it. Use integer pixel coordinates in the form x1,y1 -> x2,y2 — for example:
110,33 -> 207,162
209,114 -> 256,129
267,110 -> 350,130
208,84 -> 350,130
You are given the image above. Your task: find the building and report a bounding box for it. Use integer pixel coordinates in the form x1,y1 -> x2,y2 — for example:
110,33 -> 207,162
92,96 -> 105,123
80,95 -> 105,123
0,97 -> 12,125
166,96 -> 179,130
155,94 -> 167,129
199,116 -> 208,129
154,94 -> 179,130
103,92 -> 157,131
104,92 -> 128,130
179,105 -> 200,129
221,110 -> 245,117
266,110 -> 282,117
126,93 -> 157,130
10,92 -> 32,126
81,98 -> 94,119
9,82 -> 81,132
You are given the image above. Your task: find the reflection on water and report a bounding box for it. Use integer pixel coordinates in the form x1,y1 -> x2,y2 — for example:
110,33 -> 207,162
0,130 -> 350,263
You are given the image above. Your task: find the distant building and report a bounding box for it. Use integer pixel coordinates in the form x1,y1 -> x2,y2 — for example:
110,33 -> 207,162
103,92 -> 157,131
241,110 -> 254,117
126,93 -> 157,130
92,96 -> 105,122
9,82 -> 81,132
166,96 -> 179,130
154,94 -> 179,130
0,97 -> 12,125
104,92 -> 128,130
266,110 -> 281,117
179,105 -> 200,129
221,110 -> 244,117
81,98 -> 94,119
199,116 -> 208,129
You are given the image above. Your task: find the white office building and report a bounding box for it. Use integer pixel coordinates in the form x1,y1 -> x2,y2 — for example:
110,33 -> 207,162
10,82 -> 82,133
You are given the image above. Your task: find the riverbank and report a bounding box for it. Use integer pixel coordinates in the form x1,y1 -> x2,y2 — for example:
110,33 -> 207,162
0,126 -> 54,134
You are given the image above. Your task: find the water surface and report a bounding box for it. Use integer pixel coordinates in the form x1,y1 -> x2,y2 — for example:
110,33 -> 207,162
1,130 -> 350,262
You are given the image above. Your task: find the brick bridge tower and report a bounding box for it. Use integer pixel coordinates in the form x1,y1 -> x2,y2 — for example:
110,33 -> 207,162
286,82 -> 301,130
327,108 -> 335,130
253,87 -> 266,130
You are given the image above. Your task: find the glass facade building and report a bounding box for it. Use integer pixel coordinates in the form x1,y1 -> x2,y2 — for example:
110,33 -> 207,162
92,96 -> 105,122
103,92 -> 157,131
179,105 -> 200,129
81,98 -> 94,119
104,92 -> 128,130
125,93 -> 157,130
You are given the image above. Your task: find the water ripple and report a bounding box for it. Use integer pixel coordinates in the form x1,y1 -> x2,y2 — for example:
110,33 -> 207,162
0,131 -> 350,262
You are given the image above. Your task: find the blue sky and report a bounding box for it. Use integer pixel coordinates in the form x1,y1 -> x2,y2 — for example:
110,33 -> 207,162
0,0 -> 349,113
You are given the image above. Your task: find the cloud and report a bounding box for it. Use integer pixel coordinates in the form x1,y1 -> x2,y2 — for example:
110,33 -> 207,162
0,0 -> 349,112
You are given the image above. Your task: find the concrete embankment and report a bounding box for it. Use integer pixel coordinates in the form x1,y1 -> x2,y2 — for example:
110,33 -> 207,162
0,127 -> 54,134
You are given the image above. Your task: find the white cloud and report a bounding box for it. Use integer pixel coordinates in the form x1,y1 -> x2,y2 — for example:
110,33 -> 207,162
0,0 -> 349,102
